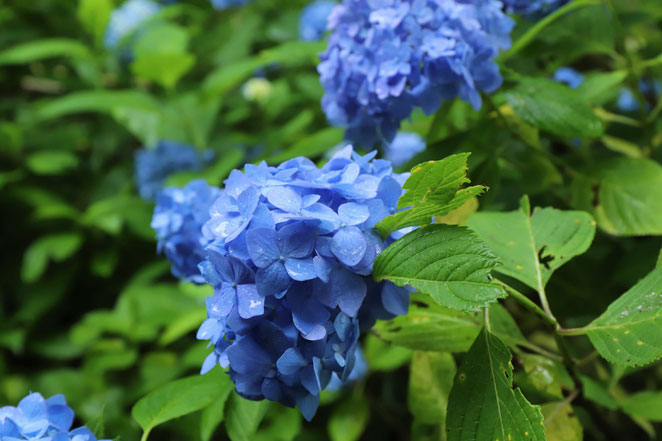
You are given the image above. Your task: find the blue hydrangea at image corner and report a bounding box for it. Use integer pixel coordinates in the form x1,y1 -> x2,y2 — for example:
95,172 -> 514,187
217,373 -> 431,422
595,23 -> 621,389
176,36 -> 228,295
210,0 -> 251,10
0,392 -> 109,441
385,131 -> 426,167
553,67 -> 584,89
134,140 -> 214,201
617,79 -> 661,112
173,146 -> 413,420
152,179 -> 221,283
104,0 -> 161,50
299,0 -> 337,41
503,0 -> 570,17
318,0 -> 515,147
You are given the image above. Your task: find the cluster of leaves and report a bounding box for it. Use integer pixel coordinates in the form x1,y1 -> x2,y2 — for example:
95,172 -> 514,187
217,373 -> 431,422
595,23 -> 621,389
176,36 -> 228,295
1,0 -> 662,441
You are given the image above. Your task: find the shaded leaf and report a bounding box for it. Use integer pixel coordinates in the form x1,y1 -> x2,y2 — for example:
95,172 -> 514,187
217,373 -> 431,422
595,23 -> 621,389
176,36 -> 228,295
0,38 -> 90,65
408,351 -> 455,425
328,393 -> 370,441
542,402 -> 583,441
21,233 -> 83,283
225,393 -> 269,441
620,391 -> 662,422
200,386 -> 233,441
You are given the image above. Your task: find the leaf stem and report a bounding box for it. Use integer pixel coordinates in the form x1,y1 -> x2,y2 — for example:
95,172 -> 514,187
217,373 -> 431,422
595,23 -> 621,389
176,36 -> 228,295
499,0 -> 602,62
556,326 -> 589,336
483,307 -> 492,332
140,428 -> 151,441
495,280 -> 557,329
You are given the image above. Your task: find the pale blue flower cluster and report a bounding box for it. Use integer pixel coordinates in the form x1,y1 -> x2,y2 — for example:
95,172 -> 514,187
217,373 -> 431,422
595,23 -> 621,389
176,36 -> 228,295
318,0 -> 514,146
104,0 -> 161,50
503,0 -> 569,17
152,147 -> 411,419
211,0 -> 252,9
299,0 -> 337,41
134,141 -> 213,201
617,79 -> 661,112
385,131 -> 426,167
0,393 -> 108,441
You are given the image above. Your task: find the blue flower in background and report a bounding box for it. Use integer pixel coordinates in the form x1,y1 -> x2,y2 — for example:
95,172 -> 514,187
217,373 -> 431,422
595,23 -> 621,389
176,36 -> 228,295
104,0 -> 161,50
503,0 -> 570,17
152,179 -> 221,283
0,392 -> 108,440
318,0 -> 514,147
173,147 -> 411,420
211,0 -> 251,10
385,132 -> 426,167
299,0 -> 336,41
617,79 -> 661,112
135,140 -> 213,201
553,67 -> 584,89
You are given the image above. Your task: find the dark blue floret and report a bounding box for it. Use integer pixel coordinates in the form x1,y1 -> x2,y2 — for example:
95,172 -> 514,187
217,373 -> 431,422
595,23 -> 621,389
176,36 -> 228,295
0,392 -> 109,440
503,0 -> 570,17
318,0 -> 514,146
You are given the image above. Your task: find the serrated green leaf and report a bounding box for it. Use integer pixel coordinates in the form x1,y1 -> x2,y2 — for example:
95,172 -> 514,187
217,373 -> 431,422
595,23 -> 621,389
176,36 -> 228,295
542,402 -> 583,441
132,370 -> 233,437
620,391 -> 662,421
571,158 -> 662,236
374,293 -> 528,353
583,266 -> 662,366
0,38 -> 90,65
328,393 -> 370,441
373,225 -> 506,311
501,77 -> 604,138
447,328 -> 545,441
376,154 -> 486,237
467,196 -> 596,291
200,385 -> 233,441
408,351 -> 455,425
225,393 -> 269,441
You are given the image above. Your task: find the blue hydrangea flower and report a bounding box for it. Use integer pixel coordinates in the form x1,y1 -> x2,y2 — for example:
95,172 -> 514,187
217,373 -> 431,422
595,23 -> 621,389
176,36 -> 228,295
617,79 -> 661,112
325,345 -> 367,390
211,0 -> 251,9
189,147 -> 410,420
299,1 -> 336,41
135,140 -> 213,201
104,0 -> 161,50
553,67 -> 584,89
152,179 -> 221,283
318,0 -> 514,146
385,131 -> 426,167
0,392 -> 109,441
503,0 -> 569,17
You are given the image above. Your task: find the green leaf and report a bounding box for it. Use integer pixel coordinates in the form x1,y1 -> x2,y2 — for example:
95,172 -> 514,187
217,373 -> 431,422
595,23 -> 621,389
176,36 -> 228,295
541,402 -> 583,441
268,127 -> 343,164
467,196 -> 596,291
225,393 -> 269,441
408,351 -> 455,425
159,308 -> 207,346
583,266 -> 662,366
77,0 -> 113,46
132,370 -> 233,438
328,393 -> 370,441
373,225 -> 506,311
34,90 -> 160,122
252,406 -> 302,441
374,293 -> 528,352
501,77 -> 604,138
571,158 -> 662,236
376,154 -> 486,237
21,233 -> 83,283
0,38 -> 90,65
200,386 -> 234,441
447,328 -> 545,441
620,391 -> 662,422
363,333 -> 412,372
576,71 -> 627,105
520,355 -> 573,399
25,151 -> 79,175
579,376 -> 618,410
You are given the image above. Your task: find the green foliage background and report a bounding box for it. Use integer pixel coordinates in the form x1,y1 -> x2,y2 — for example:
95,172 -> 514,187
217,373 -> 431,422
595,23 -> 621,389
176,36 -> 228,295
1,0 -> 662,440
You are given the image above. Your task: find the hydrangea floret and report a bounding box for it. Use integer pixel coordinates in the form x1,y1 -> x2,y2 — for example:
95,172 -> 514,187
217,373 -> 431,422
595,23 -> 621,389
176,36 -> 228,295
152,147 -> 411,420
318,0 -> 515,146
104,0 -> 160,50
503,0 -> 569,17
553,67 -> 584,89
135,140 -> 213,201
0,392 -> 108,441
385,131 -> 426,167
299,0 -> 336,41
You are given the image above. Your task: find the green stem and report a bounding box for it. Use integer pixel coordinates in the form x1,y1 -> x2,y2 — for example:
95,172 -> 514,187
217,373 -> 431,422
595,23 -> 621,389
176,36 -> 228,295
495,279 -> 558,329
499,0 -> 602,62
557,326 -> 589,336
483,307 -> 492,332
140,428 -> 151,441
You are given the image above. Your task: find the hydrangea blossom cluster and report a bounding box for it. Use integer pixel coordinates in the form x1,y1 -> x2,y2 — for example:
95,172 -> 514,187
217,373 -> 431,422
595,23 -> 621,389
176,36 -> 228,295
211,0 -> 251,9
318,0 -> 514,146
385,131 -> 426,167
135,140 -> 213,201
553,67 -> 584,89
152,180 -> 221,283
151,147 -> 411,419
104,0 -> 161,50
617,79 -> 661,112
299,0 -> 336,41
0,393 -> 108,441
503,0 -> 569,17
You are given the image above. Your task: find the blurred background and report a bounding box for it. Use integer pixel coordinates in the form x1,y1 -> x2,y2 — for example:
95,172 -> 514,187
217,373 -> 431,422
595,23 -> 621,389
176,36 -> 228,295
1,0 -> 662,440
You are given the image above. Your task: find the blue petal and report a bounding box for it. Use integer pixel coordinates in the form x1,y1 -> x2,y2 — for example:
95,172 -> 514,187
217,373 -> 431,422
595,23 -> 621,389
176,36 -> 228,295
333,270 -> 366,317
46,404 -> 74,432
255,261 -> 291,297
246,227 -> 279,267
201,351 -> 219,374
278,222 -> 316,258
330,226 -> 367,266
296,393 -> 320,422
17,393 -> 46,420
237,284 -> 264,319
300,364 -> 321,396
276,347 -> 307,375
284,257 -> 317,281
226,336 -> 273,376
266,186 -> 302,213
338,202 -> 370,226
381,282 -> 410,316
